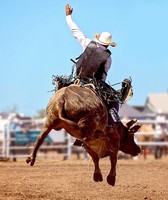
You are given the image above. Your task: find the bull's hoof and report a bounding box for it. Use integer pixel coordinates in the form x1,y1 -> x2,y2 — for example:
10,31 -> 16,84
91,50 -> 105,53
107,175 -> 116,186
26,157 -> 31,164
93,172 -> 103,182
26,157 -> 35,166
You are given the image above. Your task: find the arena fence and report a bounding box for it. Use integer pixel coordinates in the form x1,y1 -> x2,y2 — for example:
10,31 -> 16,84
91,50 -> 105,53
133,119 -> 168,146
0,119 -> 168,160
0,119 -> 73,160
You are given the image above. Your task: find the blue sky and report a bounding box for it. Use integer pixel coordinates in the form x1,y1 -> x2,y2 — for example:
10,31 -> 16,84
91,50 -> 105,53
0,0 -> 168,116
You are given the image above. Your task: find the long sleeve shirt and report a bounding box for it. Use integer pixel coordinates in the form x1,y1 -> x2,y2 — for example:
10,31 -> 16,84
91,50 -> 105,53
66,15 -> 111,81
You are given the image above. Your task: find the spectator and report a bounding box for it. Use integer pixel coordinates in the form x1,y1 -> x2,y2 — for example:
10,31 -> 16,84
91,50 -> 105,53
138,123 -> 154,160
154,123 -> 165,159
8,118 -> 21,162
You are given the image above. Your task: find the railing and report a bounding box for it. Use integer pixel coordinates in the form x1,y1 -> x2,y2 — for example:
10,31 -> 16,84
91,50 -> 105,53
0,118 -> 168,160
0,119 -> 72,160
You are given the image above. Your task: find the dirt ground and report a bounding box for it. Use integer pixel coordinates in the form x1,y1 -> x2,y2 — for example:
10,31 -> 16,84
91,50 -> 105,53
0,154 -> 168,200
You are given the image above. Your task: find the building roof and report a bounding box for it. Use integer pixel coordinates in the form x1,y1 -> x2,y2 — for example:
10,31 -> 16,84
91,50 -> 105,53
143,92 -> 168,115
118,104 -> 147,119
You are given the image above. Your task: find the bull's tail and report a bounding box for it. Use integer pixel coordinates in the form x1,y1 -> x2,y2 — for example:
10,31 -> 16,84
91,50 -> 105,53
56,96 -> 86,142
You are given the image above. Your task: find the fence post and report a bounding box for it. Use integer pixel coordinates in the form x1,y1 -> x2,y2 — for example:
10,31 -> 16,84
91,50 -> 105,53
66,131 -> 72,159
2,126 -> 6,158
6,120 -> 11,159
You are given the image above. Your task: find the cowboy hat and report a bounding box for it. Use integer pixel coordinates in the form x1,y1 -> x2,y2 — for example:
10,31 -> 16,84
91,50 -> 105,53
94,32 -> 116,47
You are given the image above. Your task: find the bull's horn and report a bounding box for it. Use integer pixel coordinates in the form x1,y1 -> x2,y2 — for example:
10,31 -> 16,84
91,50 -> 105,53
126,119 -> 137,129
128,124 -> 141,135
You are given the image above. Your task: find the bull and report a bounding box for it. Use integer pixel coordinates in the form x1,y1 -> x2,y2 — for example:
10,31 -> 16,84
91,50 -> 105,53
26,82 -> 141,186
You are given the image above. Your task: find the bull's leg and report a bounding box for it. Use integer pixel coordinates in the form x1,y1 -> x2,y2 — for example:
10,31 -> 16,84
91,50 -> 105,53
107,153 -> 118,186
83,144 -> 103,182
106,128 -> 120,186
26,124 -> 52,166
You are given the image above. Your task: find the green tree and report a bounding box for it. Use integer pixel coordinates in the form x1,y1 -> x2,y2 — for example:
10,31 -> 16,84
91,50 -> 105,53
36,109 -> 46,119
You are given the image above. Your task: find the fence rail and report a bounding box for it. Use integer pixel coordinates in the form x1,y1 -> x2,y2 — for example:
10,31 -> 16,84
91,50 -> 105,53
0,119 -> 73,160
0,118 -> 168,160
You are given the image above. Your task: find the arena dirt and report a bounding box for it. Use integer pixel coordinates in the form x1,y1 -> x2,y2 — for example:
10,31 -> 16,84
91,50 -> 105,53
0,155 -> 168,200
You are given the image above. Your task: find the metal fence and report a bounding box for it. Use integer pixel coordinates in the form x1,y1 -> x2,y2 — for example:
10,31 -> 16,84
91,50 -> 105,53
0,119 -> 72,160
133,119 -> 168,146
0,118 -> 168,160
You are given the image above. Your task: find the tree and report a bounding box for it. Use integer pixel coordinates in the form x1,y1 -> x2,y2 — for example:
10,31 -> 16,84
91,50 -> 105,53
36,109 -> 46,119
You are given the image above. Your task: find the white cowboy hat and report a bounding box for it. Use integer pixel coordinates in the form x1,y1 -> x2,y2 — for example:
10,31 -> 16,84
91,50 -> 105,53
94,32 -> 116,47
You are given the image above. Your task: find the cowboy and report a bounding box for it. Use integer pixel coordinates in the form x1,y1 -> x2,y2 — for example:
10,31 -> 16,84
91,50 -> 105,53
65,4 -> 139,145
65,4 -> 115,80
65,4 -> 119,112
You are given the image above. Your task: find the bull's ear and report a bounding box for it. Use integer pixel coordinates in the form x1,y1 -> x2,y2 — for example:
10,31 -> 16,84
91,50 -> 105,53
128,124 -> 141,136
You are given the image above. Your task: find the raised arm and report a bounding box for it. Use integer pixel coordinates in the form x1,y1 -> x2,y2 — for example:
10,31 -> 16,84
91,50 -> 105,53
65,4 -> 91,50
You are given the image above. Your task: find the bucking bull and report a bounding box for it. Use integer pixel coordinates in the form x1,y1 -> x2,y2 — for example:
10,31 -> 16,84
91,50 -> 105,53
26,80 -> 141,186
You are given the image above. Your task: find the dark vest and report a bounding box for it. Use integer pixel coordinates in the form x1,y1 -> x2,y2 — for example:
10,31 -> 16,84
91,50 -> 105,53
76,41 -> 111,80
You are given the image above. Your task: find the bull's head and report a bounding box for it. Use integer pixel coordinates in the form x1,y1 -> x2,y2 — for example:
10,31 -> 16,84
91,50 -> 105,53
119,122 -> 141,157
120,134 -> 141,157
